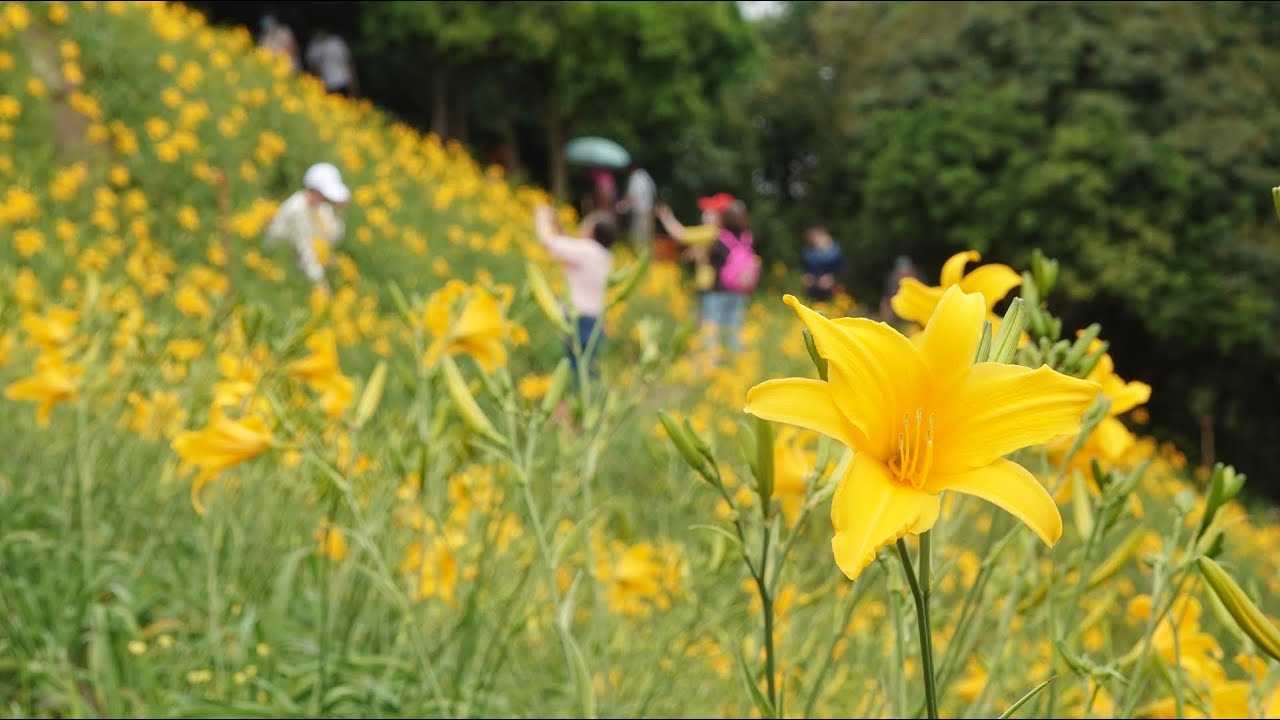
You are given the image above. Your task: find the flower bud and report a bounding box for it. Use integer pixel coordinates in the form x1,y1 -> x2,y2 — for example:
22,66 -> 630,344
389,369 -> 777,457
1019,270 -> 1040,308
658,411 -> 716,485
973,320 -> 993,364
1031,249 -> 1060,296
1198,556 -> 1280,662
526,262 -> 573,335
354,361 -> 387,428
802,328 -> 829,381
1061,323 -> 1101,374
1085,525 -> 1144,590
387,281 -> 417,326
440,355 -> 503,443
1197,462 -> 1247,542
1273,186 -> 1280,223
606,249 -> 651,308
1071,470 -> 1094,540
540,358 -> 572,415
990,299 -> 1026,364
1074,341 -> 1109,380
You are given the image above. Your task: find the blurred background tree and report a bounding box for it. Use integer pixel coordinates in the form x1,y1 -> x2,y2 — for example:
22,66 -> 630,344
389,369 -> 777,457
188,0 -> 1280,501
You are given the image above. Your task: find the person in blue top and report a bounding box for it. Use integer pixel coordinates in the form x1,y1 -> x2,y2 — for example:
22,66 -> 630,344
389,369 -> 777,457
801,222 -> 845,302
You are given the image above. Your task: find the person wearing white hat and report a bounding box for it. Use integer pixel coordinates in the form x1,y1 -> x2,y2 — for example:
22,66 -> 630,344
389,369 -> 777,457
264,162 -> 352,296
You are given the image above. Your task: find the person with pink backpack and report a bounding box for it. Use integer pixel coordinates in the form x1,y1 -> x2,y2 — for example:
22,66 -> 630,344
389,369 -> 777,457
656,195 -> 760,368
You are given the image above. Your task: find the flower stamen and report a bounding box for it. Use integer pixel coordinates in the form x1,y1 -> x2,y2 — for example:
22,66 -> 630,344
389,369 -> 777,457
891,409 -> 935,490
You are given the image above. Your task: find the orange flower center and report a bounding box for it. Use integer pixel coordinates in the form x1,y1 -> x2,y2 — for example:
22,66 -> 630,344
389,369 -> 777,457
888,409 -> 934,489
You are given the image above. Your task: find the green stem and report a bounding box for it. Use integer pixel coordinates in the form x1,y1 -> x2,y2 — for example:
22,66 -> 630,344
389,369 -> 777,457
919,531 -> 936,713
802,568 -> 875,717
897,538 -> 939,720
316,490 -> 341,715
756,521 -> 777,714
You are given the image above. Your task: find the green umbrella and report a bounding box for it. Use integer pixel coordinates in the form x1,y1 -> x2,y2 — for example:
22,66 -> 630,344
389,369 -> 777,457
564,136 -> 631,169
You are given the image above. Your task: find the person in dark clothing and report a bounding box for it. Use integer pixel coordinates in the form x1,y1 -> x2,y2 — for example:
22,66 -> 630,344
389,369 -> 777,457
801,223 -> 845,302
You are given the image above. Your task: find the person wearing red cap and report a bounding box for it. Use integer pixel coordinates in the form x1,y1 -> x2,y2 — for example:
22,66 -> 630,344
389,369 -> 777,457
655,194 -> 755,369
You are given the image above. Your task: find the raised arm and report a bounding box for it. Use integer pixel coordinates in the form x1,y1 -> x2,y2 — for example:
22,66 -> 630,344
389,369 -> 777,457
654,204 -> 687,241
535,205 -> 588,266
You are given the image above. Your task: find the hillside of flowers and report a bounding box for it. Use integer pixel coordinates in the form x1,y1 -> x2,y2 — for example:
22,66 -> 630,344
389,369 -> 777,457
2,2 -> 1278,718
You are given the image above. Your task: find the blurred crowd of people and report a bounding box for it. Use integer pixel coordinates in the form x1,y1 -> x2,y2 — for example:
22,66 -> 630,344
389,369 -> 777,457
257,15 -> 360,98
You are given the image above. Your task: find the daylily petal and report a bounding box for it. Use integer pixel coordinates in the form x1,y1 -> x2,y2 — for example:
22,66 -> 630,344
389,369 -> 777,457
1095,417 -> 1135,461
918,286 -> 986,388
890,276 -> 944,326
830,453 -> 940,581
957,263 -> 1022,312
1103,377 -> 1151,416
940,250 -> 981,287
933,362 -> 1101,473
803,313 -> 925,457
926,457 -> 1063,547
745,377 -> 866,451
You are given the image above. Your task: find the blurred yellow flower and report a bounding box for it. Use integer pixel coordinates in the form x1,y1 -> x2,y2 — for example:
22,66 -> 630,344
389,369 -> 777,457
746,287 -> 1099,581
287,328 -> 354,419
518,373 -> 552,402
166,339 -> 205,362
121,390 -> 188,441
400,536 -> 459,606
594,539 -> 682,616
171,404 -> 274,515
174,284 -> 213,319
315,520 -> 348,563
891,250 -> 1022,330
14,228 -> 45,257
20,306 -> 78,354
4,353 -> 83,427
772,427 -> 831,528
422,280 -> 511,373
14,268 -> 41,308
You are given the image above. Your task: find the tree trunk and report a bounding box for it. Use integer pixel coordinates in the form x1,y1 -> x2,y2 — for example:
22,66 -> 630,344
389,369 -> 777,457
501,110 -> 521,177
449,82 -> 469,146
547,84 -> 567,201
431,63 -> 448,139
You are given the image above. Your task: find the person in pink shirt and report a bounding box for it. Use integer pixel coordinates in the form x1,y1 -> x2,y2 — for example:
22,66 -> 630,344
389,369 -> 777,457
534,205 -> 618,383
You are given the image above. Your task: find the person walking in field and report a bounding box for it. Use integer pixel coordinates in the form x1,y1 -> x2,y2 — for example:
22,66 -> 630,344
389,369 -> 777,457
264,162 -> 352,297
534,205 -> 618,376
656,194 -> 760,370
801,222 -> 845,303
306,29 -> 360,98
615,163 -> 656,250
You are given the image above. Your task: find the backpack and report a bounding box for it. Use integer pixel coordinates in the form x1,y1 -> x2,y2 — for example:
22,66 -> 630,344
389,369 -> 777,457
718,229 -> 762,294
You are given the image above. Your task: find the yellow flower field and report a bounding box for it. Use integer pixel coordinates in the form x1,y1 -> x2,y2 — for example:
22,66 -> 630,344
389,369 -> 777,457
2,2 -> 1279,718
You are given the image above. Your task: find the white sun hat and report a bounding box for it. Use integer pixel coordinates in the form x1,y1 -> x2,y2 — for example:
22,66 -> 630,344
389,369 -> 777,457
303,162 -> 351,204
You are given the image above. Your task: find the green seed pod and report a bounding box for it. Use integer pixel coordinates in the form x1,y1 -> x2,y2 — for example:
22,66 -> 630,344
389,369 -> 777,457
540,358 -> 572,415
1198,556 -> 1280,662
354,361 -> 388,428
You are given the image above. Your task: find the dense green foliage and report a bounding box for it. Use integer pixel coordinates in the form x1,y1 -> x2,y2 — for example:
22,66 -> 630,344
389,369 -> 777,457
751,0 -> 1280,500
189,0 -> 1280,498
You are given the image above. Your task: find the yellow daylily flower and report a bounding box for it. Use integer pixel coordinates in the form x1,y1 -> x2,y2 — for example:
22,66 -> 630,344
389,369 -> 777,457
1086,350 -> 1152,459
171,404 -> 274,515
422,280 -> 510,373
745,286 -> 1100,581
1048,343 -> 1152,478
772,427 -> 831,528
20,306 -> 79,353
891,250 -> 1021,329
288,327 -> 342,384
4,353 -> 83,427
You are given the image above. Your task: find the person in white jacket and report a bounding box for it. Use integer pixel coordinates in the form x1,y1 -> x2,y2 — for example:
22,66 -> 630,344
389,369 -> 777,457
264,162 -> 351,296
